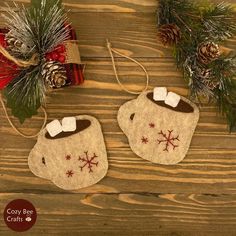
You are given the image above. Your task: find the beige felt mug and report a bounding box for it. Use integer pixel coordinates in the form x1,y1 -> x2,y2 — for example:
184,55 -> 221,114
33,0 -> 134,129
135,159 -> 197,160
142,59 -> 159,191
28,115 -> 108,190
117,91 -> 199,165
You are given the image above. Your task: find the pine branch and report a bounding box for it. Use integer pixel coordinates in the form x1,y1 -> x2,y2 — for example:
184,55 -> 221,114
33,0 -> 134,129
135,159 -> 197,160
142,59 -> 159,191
1,3 -> 37,58
158,0 -> 198,26
211,56 -> 236,130
2,0 -> 69,57
217,90 -> 236,132
158,0 -> 236,131
28,0 -> 70,53
31,0 -> 62,11
1,1 -> 69,122
4,67 -> 45,123
201,3 -> 236,41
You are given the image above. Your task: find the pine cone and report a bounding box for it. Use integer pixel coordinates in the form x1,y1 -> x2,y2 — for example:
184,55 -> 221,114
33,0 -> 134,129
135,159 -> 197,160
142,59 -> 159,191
158,24 -> 181,46
197,42 -> 220,65
42,61 -> 67,88
6,33 -> 28,53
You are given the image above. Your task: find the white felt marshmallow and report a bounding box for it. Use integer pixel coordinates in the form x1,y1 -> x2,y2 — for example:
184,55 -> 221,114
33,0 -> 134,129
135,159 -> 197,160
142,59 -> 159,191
153,87 -> 168,101
62,117 -> 77,132
165,92 -> 181,108
46,120 -> 63,137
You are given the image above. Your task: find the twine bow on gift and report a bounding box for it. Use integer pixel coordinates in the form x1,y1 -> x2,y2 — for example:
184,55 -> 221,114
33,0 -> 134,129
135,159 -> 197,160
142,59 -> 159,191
0,44 -> 39,67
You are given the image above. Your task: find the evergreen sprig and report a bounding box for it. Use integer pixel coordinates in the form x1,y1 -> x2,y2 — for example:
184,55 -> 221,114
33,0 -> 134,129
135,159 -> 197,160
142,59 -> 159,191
4,68 -> 45,123
1,0 -> 69,123
213,56 -> 236,130
158,0 -> 236,131
2,0 -> 69,57
201,3 -> 236,41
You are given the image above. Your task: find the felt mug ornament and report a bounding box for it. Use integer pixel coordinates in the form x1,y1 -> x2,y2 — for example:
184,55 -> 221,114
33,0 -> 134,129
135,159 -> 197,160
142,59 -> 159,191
28,115 -> 108,190
117,90 -> 199,165
107,40 -> 199,165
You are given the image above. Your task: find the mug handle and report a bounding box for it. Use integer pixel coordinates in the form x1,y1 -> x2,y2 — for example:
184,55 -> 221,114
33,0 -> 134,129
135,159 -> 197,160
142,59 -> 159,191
117,99 -> 137,136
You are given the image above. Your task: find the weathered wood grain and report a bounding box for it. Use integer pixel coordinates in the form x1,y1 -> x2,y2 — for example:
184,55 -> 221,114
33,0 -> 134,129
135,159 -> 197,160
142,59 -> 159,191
0,11 -> 172,58
1,59 -> 236,196
2,147 -> 236,195
1,5 -> 235,58
0,193 -> 236,236
0,0 -> 236,235
2,0 -> 236,12
2,0 -> 157,12
52,13 -> 236,58
0,58 -> 231,133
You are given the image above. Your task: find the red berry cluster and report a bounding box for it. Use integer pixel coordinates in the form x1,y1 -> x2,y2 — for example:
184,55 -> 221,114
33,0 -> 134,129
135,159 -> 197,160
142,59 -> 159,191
46,44 -> 66,63
0,33 -> 7,48
0,32 -> 20,89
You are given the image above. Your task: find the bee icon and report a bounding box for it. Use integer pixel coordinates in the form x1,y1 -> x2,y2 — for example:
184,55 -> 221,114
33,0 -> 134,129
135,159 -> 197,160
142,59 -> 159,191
25,216 -> 32,222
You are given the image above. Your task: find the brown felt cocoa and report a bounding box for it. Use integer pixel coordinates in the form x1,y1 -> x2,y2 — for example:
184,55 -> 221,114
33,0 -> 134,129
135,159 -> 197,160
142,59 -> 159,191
147,92 -> 194,113
45,120 -> 91,139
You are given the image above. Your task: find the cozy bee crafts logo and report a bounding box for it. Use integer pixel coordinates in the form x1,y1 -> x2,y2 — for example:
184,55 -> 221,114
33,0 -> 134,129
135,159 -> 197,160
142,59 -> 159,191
3,199 -> 37,232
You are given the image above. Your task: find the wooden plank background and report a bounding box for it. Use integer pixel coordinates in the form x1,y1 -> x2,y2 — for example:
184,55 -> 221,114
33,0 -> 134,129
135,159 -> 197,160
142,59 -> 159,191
0,0 -> 236,235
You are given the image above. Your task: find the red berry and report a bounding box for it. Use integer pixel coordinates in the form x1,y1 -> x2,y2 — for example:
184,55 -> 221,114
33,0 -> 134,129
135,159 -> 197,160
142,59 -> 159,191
12,64 -> 18,70
56,45 -> 65,53
3,42 -> 7,48
52,52 -> 59,61
58,55 -> 66,63
46,54 -> 52,61
0,34 -> 5,45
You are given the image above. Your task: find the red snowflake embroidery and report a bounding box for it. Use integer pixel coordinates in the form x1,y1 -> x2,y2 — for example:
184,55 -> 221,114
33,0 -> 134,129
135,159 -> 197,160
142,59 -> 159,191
78,151 -> 98,173
149,123 -> 155,128
141,136 -> 149,144
65,155 -> 71,160
157,130 -> 180,152
66,170 -> 74,177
